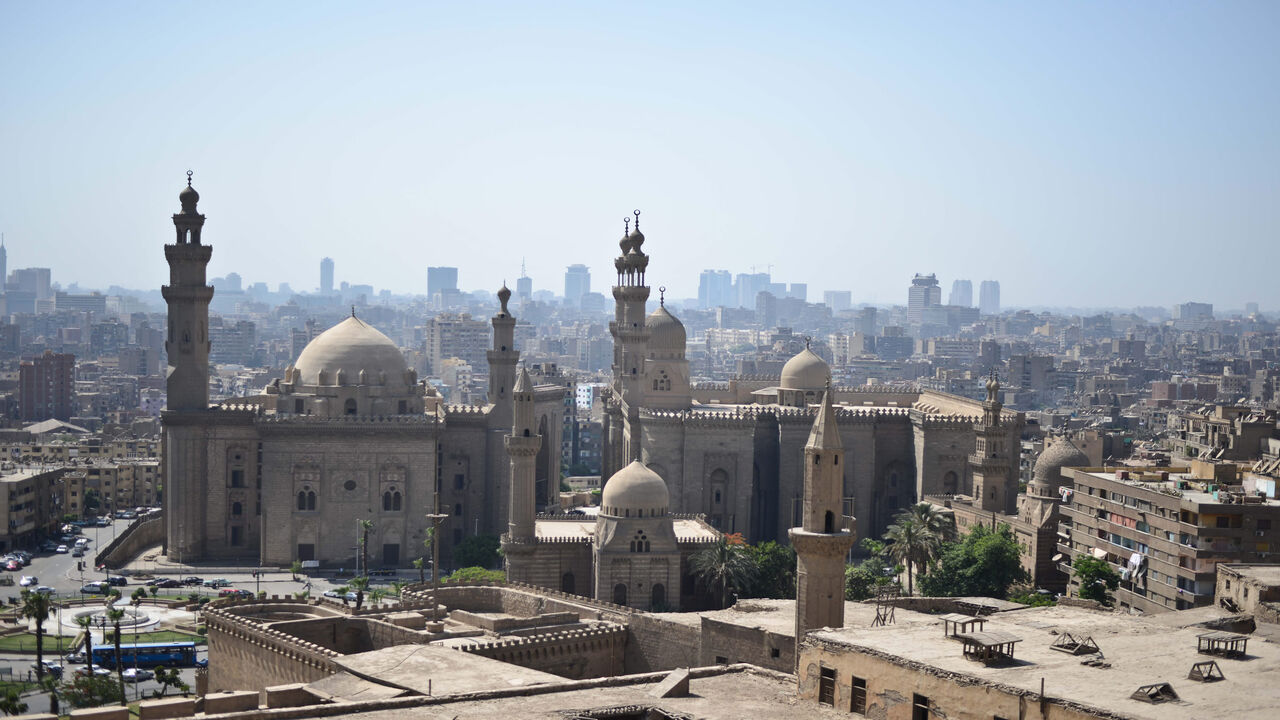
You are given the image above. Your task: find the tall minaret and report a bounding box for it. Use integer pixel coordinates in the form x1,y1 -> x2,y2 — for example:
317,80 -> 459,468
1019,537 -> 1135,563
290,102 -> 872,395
501,367 -> 541,582
488,283 -> 519,426
971,370 -> 1014,514
790,384 -> 856,659
162,171 -> 214,411
609,210 -> 651,462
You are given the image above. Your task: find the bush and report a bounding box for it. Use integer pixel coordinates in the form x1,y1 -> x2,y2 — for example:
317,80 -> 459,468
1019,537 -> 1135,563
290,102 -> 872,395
57,675 -> 123,708
918,524 -> 1028,599
443,567 -> 505,583
1072,554 -> 1120,605
452,534 -> 501,569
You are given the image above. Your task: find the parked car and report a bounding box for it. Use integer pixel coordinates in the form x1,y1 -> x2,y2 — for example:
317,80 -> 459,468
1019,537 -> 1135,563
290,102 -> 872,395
13,551 -> 31,564
106,575 -> 128,586
64,652 -> 85,663
32,661 -> 62,678
74,665 -> 111,678
55,545 -> 69,554
38,541 -> 57,552
5,560 -> 20,571
72,547 -> 85,557
18,576 -> 36,587
74,537 -> 89,547
79,582 -> 109,594
121,668 -> 153,682
34,586 -> 54,595
182,576 -> 204,586
202,578 -> 230,588
219,588 -> 253,598
153,578 -> 182,588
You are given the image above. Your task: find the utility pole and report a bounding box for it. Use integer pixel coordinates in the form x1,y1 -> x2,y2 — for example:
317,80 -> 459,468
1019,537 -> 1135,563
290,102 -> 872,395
426,489 -> 447,595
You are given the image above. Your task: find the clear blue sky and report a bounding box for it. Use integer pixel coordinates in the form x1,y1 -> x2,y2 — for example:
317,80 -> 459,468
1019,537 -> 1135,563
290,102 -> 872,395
2,1 -> 1277,309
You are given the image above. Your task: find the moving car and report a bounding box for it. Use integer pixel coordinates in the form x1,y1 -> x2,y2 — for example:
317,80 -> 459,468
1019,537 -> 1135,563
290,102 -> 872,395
121,668 -> 153,682
218,588 -> 253,598
19,576 -> 36,587
74,665 -> 111,678
202,578 -> 230,588
106,575 -> 128,586
34,586 -> 55,595
55,545 -> 69,554
182,576 -> 203,586
72,547 -> 85,557
80,581 -> 109,594
32,661 -> 62,678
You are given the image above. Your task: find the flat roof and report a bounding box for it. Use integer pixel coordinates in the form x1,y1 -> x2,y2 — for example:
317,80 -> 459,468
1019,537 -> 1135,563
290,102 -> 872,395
1074,470 -> 1280,507
332,644 -> 562,696
811,605 -> 1280,720
1221,564 -> 1280,586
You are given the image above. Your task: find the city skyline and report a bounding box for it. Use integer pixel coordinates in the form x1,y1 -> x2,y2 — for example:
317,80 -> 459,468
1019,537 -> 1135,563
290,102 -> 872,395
2,3 -> 1278,308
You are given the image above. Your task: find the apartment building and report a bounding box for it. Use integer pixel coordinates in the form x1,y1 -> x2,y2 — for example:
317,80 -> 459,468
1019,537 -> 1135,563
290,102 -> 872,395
0,467 -> 66,551
1059,465 -> 1280,613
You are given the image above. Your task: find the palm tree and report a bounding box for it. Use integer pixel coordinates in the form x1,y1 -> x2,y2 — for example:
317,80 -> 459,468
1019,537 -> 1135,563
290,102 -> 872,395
349,576 -> 370,610
74,614 -> 94,677
412,557 -> 426,585
19,590 -> 55,714
883,517 -> 941,596
690,537 -> 756,608
903,502 -> 956,543
104,591 -> 126,706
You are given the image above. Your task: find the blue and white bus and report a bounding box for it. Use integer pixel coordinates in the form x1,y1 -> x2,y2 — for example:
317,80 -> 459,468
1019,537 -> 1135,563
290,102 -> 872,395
90,641 -> 198,668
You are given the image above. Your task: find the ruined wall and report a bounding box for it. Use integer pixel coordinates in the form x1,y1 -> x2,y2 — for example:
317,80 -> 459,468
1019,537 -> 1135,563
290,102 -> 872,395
205,608 -> 338,693
698,616 -> 793,673
622,613 -> 702,673
460,624 -> 626,679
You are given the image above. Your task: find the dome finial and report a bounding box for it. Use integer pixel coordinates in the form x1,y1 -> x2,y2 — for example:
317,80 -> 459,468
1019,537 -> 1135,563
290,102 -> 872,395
805,336 -> 811,350
351,305 -> 356,319
659,286 -> 666,306
186,169 -> 193,187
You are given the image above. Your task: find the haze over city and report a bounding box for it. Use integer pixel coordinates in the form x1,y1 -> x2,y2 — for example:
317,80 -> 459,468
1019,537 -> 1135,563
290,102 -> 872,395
3,1 -> 1278,309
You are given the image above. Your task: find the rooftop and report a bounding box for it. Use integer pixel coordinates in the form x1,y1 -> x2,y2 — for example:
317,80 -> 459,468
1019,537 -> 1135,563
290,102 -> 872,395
811,605 -> 1280,720
533,517 -> 718,542
1073,468 -> 1280,507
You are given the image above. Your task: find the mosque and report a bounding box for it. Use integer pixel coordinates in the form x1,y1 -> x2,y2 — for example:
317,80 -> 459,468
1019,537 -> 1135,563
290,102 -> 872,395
161,177 -> 566,567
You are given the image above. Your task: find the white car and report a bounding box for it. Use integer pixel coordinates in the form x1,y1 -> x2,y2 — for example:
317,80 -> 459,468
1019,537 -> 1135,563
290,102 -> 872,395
55,545 -> 69,554
18,576 -> 36,587
122,668 -> 153,682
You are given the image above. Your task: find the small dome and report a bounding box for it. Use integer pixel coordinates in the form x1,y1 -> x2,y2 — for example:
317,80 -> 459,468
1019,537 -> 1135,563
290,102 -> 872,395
1032,438 -> 1089,488
179,183 -> 199,213
628,227 -> 645,252
601,461 -> 669,516
780,347 -> 830,392
293,316 -> 409,389
647,304 -> 686,351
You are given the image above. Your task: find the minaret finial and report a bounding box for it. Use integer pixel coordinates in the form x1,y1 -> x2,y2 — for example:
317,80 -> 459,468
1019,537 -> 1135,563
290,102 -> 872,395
624,216 -> 630,235
633,209 -> 641,231
186,170 -> 193,187
805,336 -> 811,350
659,286 -> 666,306
351,305 -> 356,318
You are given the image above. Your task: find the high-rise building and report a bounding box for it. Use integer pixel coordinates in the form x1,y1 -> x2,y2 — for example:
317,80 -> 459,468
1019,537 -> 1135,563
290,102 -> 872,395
423,313 -> 490,374
788,283 -> 808,302
8,268 -> 51,301
735,272 -> 771,309
427,266 -> 459,301
979,280 -> 1000,315
822,290 -> 851,313
19,350 -> 76,421
0,235 -> 7,293
698,269 -> 733,309
949,279 -> 972,307
907,273 -> 941,323
319,257 -> 334,295
1174,302 -> 1214,322
564,264 -> 591,307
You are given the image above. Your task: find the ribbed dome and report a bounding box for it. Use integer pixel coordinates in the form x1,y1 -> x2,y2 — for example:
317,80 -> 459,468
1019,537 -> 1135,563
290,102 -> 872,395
601,461 -> 669,516
1032,438 -> 1089,488
293,316 -> 408,388
780,347 -> 830,392
647,304 -> 686,351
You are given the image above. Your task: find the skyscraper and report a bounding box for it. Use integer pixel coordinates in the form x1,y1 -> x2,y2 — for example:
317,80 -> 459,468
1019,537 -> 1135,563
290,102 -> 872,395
0,234 -> 7,293
564,264 -> 590,307
516,259 -> 533,304
979,280 -> 1001,315
320,257 -> 334,295
949,279 -> 972,307
697,269 -> 733,309
427,266 -> 459,300
823,290 -> 852,312
907,273 -> 941,323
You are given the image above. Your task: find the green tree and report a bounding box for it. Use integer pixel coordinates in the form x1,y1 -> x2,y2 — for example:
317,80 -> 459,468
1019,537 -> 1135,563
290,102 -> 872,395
19,589 -> 55,714
83,489 -> 101,514
103,591 -> 126,706
0,689 -> 27,716
443,566 -> 505,583
918,524 -> 1029,599
1072,554 -> 1120,605
741,541 -> 796,599
369,588 -> 389,606
844,540 -> 897,600
883,517 -> 941,596
74,614 -> 95,677
290,560 -> 304,581
904,502 -> 956,542
57,674 -> 123,709
412,557 -> 427,585
453,534 -> 501,569
357,519 -> 374,576
690,536 -> 756,608
349,576 -> 370,610
151,666 -> 189,698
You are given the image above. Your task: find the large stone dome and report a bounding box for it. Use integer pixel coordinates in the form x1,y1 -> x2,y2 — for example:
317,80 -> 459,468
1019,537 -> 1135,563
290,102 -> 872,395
647,304 -> 686,352
780,347 -> 830,392
1032,438 -> 1089,489
601,461 -> 669,517
293,316 -> 409,388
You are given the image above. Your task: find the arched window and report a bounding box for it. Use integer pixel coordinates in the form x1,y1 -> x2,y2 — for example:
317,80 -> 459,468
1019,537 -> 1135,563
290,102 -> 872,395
651,583 -> 666,608
392,492 -> 402,511
306,491 -> 316,511
297,492 -> 306,511
232,502 -> 243,517
943,470 -> 958,495
382,491 -> 392,511
344,398 -> 357,415
824,510 -> 835,533
613,583 -> 627,605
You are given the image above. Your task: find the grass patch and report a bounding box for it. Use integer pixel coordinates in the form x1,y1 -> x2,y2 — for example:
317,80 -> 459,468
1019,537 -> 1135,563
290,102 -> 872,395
0,679 -> 36,695
0,632 -> 71,653
0,629 -> 204,653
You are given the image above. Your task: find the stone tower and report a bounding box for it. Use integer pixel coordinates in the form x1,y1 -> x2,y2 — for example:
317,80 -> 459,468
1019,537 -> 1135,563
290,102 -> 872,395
608,211 -> 651,468
488,283 -> 519,428
790,385 -> 856,653
163,172 -> 214,412
162,172 -> 215,562
501,367 -> 541,582
971,370 -> 1015,514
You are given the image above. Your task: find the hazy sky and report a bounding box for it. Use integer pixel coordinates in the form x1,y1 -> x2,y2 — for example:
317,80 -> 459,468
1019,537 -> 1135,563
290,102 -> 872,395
2,2 -> 1277,309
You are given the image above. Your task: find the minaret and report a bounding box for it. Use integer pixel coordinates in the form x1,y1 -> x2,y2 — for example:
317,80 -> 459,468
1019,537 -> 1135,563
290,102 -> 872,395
488,283 -> 519,426
790,384 -> 856,658
501,367 -> 541,582
971,370 -> 1014,514
609,210 -> 651,462
162,171 -> 214,411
